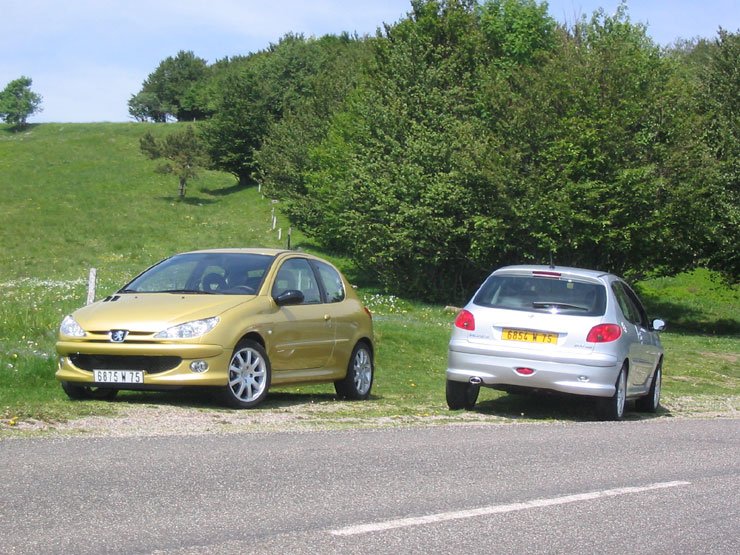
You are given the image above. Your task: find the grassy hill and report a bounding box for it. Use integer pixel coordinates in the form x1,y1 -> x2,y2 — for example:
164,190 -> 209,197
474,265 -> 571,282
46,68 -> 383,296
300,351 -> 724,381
0,122 -> 291,283
0,123 -> 737,430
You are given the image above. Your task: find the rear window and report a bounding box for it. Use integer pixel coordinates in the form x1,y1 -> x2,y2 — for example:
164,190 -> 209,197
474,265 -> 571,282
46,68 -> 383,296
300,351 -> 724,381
473,275 -> 606,316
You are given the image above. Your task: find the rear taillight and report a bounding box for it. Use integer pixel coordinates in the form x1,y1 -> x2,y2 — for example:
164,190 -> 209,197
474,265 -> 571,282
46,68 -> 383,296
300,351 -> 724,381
454,309 -> 475,331
587,324 -> 622,343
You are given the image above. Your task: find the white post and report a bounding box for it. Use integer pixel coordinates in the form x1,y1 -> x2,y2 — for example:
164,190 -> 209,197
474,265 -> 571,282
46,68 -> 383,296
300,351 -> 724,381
278,228 -> 282,240
86,268 -> 97,305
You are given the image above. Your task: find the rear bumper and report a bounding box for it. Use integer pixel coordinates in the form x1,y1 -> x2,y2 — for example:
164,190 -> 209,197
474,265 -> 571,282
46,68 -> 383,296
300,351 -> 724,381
446,341 -> 621,398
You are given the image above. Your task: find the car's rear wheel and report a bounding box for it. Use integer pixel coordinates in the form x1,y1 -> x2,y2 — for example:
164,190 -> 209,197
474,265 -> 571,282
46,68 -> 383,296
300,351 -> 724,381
599,364 -> 627,421
446,379 -> 480,410
636,361 -> 662,413
221,339 -> 271,409
335,342 -> 373,400
61,382 -> 119,401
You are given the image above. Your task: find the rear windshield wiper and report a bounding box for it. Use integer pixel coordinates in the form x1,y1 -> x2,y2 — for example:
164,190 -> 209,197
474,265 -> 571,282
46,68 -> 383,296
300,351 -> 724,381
532,301 -> 589,311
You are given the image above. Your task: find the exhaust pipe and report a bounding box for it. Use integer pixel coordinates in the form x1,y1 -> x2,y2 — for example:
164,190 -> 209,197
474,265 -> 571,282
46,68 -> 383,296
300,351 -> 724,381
469,376 -> 483,385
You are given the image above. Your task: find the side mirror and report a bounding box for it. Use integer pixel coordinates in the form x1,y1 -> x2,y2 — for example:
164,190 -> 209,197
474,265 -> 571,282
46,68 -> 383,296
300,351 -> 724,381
274,289 -> 305,306
652,319 -> 666,332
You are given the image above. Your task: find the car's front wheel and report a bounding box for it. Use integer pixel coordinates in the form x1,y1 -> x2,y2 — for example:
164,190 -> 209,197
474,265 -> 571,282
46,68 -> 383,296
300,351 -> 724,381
61,382 -> 119,401
221,339 -> 271,409
446,379 -> 480,410
636,361 -> 662,413
335,342 -> 373,400
599,364 -> 627,421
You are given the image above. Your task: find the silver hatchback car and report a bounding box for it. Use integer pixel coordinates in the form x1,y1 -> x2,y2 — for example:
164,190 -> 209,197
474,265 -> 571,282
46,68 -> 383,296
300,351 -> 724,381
446,265 -> 665,420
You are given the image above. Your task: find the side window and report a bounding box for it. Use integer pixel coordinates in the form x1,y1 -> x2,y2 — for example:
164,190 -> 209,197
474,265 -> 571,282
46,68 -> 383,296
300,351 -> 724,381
611,282 -> 642,325
622,282 -> 650,327
271,258 -> 322,304
314,261 -> 345,303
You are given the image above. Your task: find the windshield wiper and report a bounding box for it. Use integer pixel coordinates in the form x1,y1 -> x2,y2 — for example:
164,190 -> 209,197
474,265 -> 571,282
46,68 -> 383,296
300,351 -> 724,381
160,289 -> 213,294
532,301 -> 588,311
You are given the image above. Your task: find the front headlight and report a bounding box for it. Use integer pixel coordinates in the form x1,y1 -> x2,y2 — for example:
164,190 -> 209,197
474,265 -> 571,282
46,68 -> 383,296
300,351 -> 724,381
60,315 -> 86,337
154,317 -> 220,339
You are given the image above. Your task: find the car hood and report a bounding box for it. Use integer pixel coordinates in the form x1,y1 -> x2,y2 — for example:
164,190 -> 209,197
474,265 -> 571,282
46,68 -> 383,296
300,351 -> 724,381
71,293 -> 257,332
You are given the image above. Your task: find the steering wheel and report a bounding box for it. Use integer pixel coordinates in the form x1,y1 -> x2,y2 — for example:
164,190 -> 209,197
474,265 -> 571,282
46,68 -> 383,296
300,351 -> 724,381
202,273 -> 227,292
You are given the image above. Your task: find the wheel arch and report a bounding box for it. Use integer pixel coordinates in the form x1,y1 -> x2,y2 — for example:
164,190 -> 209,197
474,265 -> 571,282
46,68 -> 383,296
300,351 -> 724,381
235,330 -> 266,350
355,336 -> 374,359
621,357 -> 631,378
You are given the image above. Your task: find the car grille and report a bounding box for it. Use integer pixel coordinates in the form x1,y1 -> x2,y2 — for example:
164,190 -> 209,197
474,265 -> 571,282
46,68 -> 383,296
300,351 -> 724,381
70,354 -> 181,374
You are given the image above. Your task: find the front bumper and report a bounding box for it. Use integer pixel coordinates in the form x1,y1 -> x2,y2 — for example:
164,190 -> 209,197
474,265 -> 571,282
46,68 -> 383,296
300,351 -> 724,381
55,340 -> 229,388
446,341 -> 621,398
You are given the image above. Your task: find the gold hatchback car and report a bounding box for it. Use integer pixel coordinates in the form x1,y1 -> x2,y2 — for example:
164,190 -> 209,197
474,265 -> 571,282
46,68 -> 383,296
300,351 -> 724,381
56,249 -> 374,408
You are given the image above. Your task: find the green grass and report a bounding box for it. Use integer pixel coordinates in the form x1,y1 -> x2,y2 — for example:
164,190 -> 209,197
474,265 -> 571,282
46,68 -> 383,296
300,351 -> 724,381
1,123 -> 738,432
636,268 -> 740,335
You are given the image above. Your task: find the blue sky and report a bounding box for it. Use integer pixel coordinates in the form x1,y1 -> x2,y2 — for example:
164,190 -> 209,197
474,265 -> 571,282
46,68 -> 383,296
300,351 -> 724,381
2,0 -> 738,123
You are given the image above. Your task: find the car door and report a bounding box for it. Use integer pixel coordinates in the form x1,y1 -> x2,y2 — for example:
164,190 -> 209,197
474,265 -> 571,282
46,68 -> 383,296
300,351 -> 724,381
311,259 -> 352,371
267,257 -> 334,375
612,281 -> 661,392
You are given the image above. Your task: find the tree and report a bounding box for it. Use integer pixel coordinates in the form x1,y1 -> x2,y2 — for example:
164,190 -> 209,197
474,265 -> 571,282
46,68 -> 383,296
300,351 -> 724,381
700,29 -> 739,280
479,0 -> 557,65
255,33 -> 373,211
202,33 -> 366,186
129,51 -> 209,122
296,0 -> 495,299
139,126 -> 209,198
0,76 -> 42,129
199,62 -> 272,185
264,0 -> 734,301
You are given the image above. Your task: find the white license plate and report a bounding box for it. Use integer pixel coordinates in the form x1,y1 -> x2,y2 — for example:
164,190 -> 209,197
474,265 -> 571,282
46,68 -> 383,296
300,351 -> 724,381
93,370 -> 144,384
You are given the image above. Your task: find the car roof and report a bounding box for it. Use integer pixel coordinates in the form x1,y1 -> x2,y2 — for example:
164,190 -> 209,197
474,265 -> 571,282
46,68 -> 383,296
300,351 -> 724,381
184,248 -> 290,256
492,265 -> 615,281
178,248 -> 335,264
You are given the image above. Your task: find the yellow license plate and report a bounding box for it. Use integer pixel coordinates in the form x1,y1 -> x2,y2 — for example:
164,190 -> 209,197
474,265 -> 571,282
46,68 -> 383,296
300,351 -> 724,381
502,328 -> 557,344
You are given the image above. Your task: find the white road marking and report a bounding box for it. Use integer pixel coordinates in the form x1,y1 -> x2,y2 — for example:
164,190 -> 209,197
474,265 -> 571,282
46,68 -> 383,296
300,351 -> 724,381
330,480 -> 691,536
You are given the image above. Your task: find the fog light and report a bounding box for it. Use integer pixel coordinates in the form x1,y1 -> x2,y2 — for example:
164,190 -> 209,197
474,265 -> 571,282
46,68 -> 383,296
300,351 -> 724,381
578,375 -> 589,382
190,360 -> 209,373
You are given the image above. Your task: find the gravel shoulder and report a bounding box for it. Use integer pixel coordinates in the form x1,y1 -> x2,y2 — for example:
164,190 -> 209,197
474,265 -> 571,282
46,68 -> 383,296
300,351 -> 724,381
2,394 -> 738,438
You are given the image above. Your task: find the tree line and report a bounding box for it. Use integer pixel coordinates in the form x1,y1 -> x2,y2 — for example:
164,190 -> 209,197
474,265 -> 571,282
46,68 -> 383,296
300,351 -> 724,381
134,0 -> 737,301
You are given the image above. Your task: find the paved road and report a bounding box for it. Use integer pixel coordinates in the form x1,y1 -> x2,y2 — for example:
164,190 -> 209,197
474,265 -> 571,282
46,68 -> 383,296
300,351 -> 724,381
1,418 -> 738,554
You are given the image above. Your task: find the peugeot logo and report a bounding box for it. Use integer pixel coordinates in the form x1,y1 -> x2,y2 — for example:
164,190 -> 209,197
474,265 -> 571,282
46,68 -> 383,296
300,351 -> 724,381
110,330 -> 128,343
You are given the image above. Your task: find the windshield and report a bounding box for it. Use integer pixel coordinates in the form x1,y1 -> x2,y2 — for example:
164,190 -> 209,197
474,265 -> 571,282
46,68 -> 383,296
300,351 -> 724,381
121,253 -> 275,295
473,275 -> 606,316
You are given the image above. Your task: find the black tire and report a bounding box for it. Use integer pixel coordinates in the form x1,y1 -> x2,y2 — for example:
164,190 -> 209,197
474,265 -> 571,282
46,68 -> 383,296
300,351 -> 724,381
335,342 -> 373,400
599,364 -> 627,421
61,382 -> 119,401
446,379 -> 480,410
221,339 -> 271,409
636,361 -> 662,413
